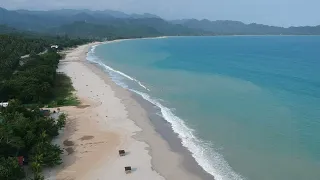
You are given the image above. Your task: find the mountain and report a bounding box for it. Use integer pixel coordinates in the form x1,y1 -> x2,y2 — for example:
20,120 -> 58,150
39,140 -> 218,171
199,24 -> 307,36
1,7 -> 320,37
0,7 -> 68,31
131,13 -> 161,19
15,8 -> 159,20
110,18 -> 202,36
47,19 -> 205,39
173,19 -> 320,35
1,8 -> 164,31
49,21 -> 162,39
0,24 -> 19,34
46,18 -> 204,39
0,7 -> 205,38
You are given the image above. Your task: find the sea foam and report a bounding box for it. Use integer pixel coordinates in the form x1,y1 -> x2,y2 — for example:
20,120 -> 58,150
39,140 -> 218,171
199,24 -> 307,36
87,45 -> 150,91
86,44 -> 245,180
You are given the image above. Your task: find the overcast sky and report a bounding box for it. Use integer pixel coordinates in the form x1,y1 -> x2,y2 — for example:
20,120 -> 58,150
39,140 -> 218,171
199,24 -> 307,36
1,0 -> 319,27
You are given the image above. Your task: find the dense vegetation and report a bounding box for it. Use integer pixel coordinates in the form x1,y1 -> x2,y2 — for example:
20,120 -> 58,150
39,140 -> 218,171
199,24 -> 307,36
1,51 -> 61,103
0,33 -> 88,179
0,34 -> 90,104
51,21 -> 161,40
0,100 -> 66,180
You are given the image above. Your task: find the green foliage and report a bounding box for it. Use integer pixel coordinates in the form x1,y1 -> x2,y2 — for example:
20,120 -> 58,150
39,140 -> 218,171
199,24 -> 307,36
1,52 -> 60,103
0,34 -> 88,104
50,20 -> 205,39
52,21 -> 162,40
30,142 -> 63,167
0,157 -> 25,180
48,73 -> 80,107
0,112 -> 26,156
0,101 -> 65,179
30,154 -> 44,180
0,34 -> 46,80
0,25 -> 20,34
0,31 -> 87,180
57,113 -> 67,129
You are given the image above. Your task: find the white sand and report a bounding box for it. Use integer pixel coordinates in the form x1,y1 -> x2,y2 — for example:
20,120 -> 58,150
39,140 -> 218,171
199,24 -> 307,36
46,42 -> 204,180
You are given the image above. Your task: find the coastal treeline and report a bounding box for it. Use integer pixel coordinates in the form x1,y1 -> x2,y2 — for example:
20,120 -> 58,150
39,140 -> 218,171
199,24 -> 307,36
0,51 -> 61,103
0,33 -> 89,179
0,34 -> 90,104
0,34 -> 46,80
0,101 -> 66,180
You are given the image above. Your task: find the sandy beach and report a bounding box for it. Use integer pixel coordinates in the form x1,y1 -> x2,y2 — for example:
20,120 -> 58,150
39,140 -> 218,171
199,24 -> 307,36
45,42 -> 212,180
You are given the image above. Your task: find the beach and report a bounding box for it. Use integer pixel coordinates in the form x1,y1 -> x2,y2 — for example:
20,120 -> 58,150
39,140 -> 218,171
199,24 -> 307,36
42,36 -> 320,180
46,42 -> 213,180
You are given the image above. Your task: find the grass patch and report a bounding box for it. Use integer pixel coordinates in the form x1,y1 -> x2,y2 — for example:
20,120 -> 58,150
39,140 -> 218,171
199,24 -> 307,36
48,73 -> 80,107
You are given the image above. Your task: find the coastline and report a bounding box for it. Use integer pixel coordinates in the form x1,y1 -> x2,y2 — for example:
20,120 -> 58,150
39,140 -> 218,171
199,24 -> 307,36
50,41 -> 214,180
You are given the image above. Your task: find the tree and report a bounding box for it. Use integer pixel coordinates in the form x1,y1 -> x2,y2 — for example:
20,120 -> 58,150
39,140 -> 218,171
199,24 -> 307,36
0,157 -> 25,180
30,154 -> 43,180
57,113 -> 66,129
0,32 -> 87,180
0,120 -> 25,156
30,142 -> 63,167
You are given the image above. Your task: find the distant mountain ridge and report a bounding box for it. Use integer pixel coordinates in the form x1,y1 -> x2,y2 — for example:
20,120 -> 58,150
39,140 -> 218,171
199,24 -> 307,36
1,7 -> 320,38
15,8 -> 161,20
0,7 -> 163,30
0,7 -> 206,39
172,19 -> 320,35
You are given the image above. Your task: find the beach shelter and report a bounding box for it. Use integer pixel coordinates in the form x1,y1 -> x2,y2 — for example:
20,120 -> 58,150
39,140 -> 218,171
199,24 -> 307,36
124,166 -> 132,174
119,150 -> 126,156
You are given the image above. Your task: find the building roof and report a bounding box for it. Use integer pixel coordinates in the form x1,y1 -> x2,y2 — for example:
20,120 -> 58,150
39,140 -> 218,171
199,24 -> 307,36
0,102 -> 8,107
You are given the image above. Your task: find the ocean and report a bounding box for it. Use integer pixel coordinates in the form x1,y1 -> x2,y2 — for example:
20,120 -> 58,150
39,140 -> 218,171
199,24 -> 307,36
87,36 -> 320,180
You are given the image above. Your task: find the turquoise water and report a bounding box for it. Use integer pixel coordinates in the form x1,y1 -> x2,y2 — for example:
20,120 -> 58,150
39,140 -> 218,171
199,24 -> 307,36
89,36 -> 320,180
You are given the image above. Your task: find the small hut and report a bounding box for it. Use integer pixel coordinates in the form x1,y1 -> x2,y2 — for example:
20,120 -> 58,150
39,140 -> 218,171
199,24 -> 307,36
51,45 -> 59,49
40,109 -> 50,117
124,166 -> 132,174
119,150 -> 126,156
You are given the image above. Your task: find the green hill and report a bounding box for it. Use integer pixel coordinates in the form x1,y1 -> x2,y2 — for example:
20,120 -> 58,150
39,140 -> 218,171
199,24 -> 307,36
172,19 -> 320,35
0,7 -> 206,38
49,21 -> 162,39
1,7 -> 320,36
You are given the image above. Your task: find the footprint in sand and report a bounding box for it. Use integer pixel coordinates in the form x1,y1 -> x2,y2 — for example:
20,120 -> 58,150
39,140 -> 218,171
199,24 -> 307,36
63,139 -> 75,146
79,135 -> 94,141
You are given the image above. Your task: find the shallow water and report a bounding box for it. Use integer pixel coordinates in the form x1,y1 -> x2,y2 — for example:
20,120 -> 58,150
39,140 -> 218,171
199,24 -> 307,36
89,36 -> 320,180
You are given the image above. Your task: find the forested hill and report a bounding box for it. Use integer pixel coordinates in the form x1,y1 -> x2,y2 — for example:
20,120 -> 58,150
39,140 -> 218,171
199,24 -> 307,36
0,33 -> 91,179
0,7 -> 207,38
171,19 -> 320,35
0,25 -> 21,34
1,7 -> 320,37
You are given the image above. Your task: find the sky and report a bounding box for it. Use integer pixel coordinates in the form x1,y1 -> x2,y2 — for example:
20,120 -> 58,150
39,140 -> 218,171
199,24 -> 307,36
1,0 -> 319,27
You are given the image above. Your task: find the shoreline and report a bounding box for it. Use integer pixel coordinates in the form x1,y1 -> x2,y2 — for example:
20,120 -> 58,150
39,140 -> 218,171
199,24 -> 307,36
87,39 -> 215,179
131,93 -> 215,180
87,53 -> 214,180
50,41 -> 213,180
87,37 -> 221,180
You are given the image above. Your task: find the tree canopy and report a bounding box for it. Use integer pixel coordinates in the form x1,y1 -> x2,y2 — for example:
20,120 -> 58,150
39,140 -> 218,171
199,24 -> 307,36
0,100 -> 66,179
0,34 -> 90,104
0,33 -> 87,179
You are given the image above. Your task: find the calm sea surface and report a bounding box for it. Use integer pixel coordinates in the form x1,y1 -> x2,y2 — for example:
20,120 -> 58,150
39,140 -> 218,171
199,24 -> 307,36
89,36 -> 320,180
